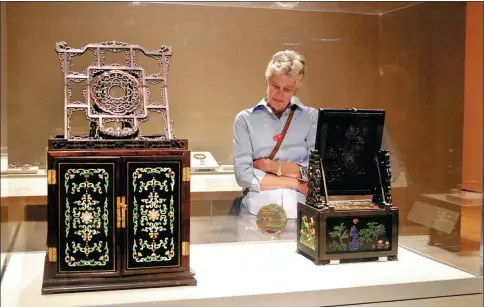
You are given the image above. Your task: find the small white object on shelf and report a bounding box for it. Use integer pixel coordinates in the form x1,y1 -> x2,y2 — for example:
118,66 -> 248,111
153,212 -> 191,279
0,157 -> 8,174
1,158 -> 40,175
6,166 -> 40,175
191,151 -> 220,172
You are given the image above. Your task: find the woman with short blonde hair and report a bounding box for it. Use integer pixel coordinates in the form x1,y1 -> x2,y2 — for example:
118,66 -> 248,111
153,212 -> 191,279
232,50 -> 318,226
265,50 -> 306,85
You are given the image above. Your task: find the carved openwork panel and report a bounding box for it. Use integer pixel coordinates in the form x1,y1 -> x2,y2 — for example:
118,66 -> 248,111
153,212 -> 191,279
58,162 -> 117,273
55,41 -> 176,140
48,139 -> 187,151
306,150 -> 323,208
372,150 -> 393,204
125,161 -> 181,270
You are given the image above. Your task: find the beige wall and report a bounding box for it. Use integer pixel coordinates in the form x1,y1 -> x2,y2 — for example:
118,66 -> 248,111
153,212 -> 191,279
5,2 -> 380,167
380,2 -> 467,192
4,2 -> 468,191
1,2 -> 6,151
378,2 -> 467,231
1,2 -> 473,236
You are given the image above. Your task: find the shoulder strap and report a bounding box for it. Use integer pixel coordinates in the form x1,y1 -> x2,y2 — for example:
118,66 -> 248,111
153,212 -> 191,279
268,104 -> 297,160
241,104 -> 297,196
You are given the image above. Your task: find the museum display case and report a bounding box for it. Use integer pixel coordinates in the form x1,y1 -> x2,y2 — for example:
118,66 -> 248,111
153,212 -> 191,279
1,1 -> 482,307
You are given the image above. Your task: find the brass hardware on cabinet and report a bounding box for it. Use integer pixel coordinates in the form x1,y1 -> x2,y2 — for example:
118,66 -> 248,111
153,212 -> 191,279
47,169 -> 56,185
182,241 -> 189,256
48,247 -> 57,262
117,196 -> 127,228
182,167 -> 190,182
117,197 -> 121,228
121,196 -> 127,228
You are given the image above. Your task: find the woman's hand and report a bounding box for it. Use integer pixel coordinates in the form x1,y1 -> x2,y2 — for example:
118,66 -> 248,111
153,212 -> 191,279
254,159 -> 302,179
253,159 -> 276,173
296,180 -> 308,195
258,174 -> 308,195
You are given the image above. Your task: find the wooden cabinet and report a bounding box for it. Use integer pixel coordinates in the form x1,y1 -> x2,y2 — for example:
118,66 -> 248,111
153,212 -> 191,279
42,138 -> 196,294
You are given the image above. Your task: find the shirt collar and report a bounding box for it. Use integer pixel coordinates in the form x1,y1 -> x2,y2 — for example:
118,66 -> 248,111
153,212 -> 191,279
252,96 -> 304,113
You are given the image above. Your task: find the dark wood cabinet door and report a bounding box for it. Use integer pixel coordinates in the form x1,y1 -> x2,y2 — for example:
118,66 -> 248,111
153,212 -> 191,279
122,155 -> 188,275
54,157 -> 121,277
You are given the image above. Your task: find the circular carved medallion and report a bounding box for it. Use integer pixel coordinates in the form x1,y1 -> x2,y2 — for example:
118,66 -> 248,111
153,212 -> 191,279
90,70 -> 143,115
256,203 -> 288,235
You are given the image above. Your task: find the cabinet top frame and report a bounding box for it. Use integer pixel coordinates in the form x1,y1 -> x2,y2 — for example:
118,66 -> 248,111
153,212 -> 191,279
55,41 -> 177,141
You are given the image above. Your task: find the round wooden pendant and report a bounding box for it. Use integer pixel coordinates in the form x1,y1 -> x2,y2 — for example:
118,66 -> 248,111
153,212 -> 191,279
256,203 -> 288,235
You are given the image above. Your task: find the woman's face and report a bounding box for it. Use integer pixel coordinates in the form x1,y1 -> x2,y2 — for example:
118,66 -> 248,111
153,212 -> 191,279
266,74 -> 299,111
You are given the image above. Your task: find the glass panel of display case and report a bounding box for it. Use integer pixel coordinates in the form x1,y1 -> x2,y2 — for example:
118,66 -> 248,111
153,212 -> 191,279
1,1 -> 482,302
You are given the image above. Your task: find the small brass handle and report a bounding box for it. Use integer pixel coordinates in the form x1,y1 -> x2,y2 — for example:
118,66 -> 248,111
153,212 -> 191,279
117,196 -> 127,228
120,196 -> 127,228
117,197 -> 121,228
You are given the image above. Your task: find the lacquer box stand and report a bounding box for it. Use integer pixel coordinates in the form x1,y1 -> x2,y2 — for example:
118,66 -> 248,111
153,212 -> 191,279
42,41 -> 196,294
297,109 -> 399,265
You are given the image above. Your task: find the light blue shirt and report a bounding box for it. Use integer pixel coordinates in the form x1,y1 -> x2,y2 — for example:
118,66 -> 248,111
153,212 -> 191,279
232,96 -> 318,219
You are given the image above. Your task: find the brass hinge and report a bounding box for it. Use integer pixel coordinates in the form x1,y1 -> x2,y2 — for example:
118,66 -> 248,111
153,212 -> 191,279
48,247 -> 57,262
182,241 -> 190,256
182,167 -> 190,182
117,196 -> 127,228
47,169 -> 56,185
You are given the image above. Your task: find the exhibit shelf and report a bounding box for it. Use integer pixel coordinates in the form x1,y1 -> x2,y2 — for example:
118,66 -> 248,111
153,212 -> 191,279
1,241 -> 482,307
0,169 -> 241,198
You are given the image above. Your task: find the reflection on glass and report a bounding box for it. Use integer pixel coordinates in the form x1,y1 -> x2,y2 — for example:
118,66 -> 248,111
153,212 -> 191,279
1,1 -> 482,289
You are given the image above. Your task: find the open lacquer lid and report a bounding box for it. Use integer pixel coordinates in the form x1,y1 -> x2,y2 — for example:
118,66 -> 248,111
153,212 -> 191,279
315,108 -> 385,197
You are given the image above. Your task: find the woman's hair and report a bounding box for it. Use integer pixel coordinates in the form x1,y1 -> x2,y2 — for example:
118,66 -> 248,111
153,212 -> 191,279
265,50 -> 306,84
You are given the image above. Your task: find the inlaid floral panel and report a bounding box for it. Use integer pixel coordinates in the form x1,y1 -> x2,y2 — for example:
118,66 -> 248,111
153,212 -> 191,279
126,161 -> 181,269
58,163 -> 116,272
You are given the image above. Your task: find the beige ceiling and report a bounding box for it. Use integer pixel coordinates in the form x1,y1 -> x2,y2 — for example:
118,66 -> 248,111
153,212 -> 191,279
147,1 -> 424,15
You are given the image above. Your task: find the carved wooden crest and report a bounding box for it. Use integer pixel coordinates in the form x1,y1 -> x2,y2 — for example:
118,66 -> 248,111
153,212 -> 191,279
55,41 -> 176,140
